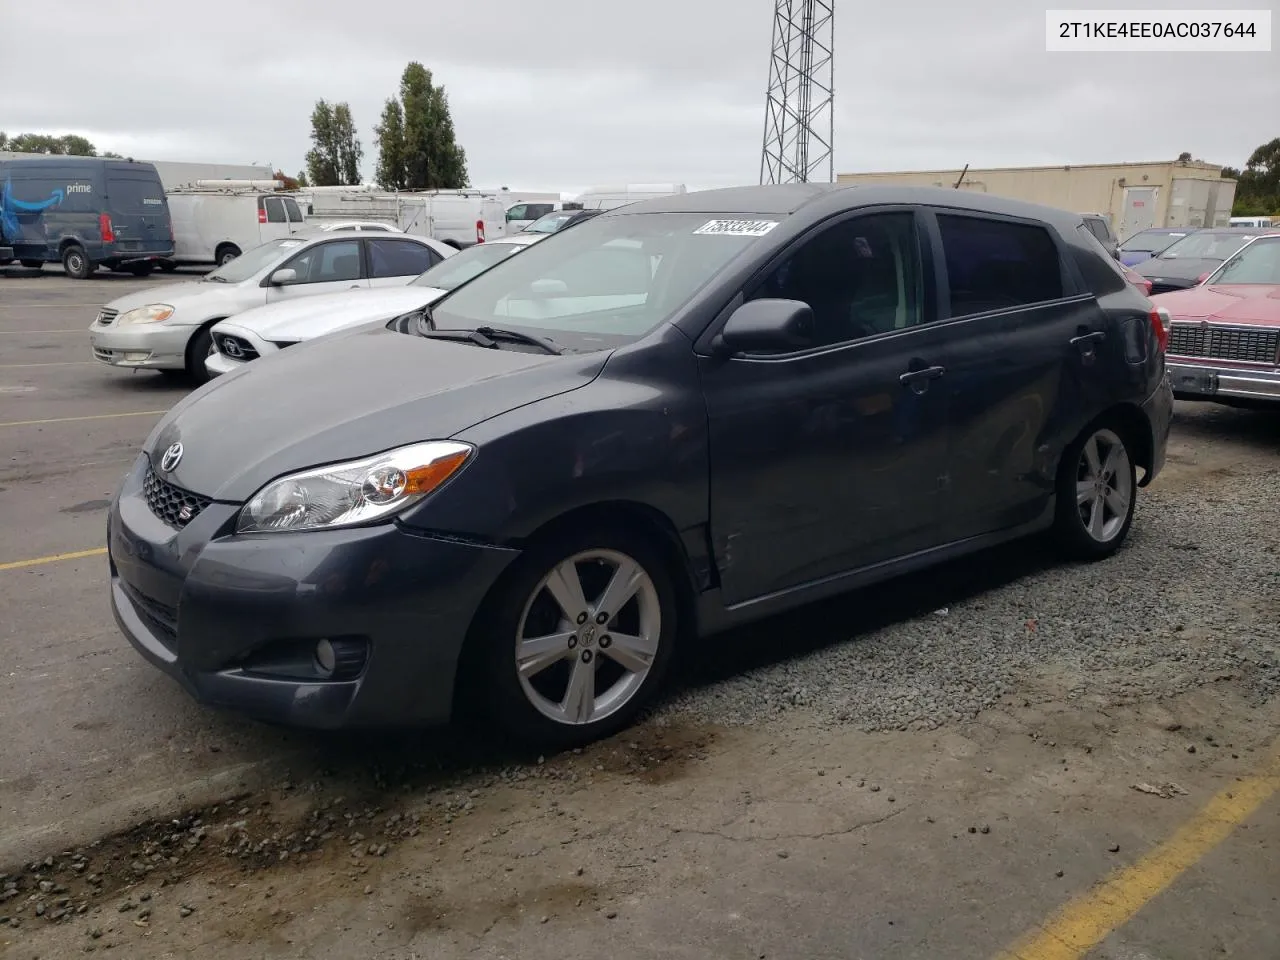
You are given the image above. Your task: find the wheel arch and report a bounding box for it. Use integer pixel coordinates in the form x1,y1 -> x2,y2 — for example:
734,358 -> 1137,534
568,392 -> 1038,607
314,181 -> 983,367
185,317 -> 228,369
1083,402 -> 1154,487
450,498 -> 701,717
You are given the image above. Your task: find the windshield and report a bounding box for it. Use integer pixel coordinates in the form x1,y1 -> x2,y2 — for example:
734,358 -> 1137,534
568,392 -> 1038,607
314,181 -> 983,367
1120,229 -> 1187,253
427,212 -> 781,350
410,241 -> 530,291
1210,237 -> 1280,284
1157,231 -> 1257,261
524,212 -> 576,234
204,238 -> 305,283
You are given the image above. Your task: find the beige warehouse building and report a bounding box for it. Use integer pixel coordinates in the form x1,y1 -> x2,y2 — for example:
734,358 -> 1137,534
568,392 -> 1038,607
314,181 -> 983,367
836,160 -> 1236,240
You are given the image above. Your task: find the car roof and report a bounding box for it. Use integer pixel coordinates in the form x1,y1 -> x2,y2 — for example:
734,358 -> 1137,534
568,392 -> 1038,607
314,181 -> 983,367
609,183 -> 1089,231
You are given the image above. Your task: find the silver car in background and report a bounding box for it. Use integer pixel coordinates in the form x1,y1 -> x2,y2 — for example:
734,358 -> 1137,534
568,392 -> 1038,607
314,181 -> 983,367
205,233 -> 546,378
88,231 -> 454,382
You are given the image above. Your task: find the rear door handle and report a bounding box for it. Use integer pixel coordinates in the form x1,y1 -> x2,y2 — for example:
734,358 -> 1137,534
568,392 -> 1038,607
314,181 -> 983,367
1070,331 -> 1107,346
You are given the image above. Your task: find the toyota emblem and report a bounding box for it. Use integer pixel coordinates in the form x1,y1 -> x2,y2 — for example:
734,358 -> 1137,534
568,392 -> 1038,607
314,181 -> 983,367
160,442 -> 184,473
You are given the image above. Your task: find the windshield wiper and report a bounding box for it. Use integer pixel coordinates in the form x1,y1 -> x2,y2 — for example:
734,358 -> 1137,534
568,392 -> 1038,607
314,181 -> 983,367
420,325 -> 562,355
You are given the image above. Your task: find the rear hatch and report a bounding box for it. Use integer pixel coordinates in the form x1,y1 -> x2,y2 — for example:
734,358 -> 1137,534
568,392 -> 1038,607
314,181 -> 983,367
104,163 -> 172,256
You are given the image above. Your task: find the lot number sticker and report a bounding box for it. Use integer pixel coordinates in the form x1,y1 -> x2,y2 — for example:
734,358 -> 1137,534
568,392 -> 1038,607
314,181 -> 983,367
694,219 -> 779,237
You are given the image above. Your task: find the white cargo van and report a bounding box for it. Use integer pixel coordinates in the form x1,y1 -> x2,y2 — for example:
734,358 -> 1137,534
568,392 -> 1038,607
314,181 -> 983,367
415,191 -> 508,248
1229,216 -> 1274,228
504,200 -> 582,233
296,189 -> 506,249
163,183 -> 306,269
573,183 -> 688,211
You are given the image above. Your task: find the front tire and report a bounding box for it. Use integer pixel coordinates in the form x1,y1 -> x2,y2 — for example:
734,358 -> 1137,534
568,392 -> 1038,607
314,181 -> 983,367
470,525 -> 679,750
62,244 -> 93,280
215,244 -> 240,267
1052,423 -> 1137,560
186,326 -> 215,384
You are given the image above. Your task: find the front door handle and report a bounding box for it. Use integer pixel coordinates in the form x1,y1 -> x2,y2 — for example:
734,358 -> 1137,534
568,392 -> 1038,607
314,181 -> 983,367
899,365 -> 946,394
1070,331 -> 1107,347
350,284 -> 362,290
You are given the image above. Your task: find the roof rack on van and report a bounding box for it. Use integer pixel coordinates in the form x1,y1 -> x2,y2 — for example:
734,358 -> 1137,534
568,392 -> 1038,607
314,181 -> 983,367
168,179 -> 284,192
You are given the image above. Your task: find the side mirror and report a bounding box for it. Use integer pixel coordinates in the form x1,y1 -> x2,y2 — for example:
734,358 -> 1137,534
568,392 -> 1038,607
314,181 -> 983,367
1195,272 -> 1211,285
716,298 -> 815,355
269,267 -> 298,286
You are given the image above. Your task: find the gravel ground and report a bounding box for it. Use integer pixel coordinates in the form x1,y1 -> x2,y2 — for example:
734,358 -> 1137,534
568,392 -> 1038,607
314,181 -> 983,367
660,412 -> 1280,733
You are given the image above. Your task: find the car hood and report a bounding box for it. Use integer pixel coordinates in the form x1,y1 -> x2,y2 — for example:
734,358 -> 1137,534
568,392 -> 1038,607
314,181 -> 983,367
1152,284 -> 1280,324
145,323 -> 608,502
215,286 -> 448,342
1135,257 -> 1221,282
1119,251 -> 1153,267
104,279 -> 257,319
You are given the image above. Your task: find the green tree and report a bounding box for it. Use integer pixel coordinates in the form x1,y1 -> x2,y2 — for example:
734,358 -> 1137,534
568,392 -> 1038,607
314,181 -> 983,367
1230,137 -> 1280,215
377,62 -> 469,191
373,98 -> 406,190
1,132 -> 100,156
295,169 -> 309,188
305,100 -> 363,186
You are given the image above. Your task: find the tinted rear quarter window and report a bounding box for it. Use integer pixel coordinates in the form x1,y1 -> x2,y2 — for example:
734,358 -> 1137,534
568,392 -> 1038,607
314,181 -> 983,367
937,214 -> 1064,316
368,239 -> 436,278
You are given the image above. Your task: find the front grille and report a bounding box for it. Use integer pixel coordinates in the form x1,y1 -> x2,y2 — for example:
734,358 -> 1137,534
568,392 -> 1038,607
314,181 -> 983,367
142,463 -> 212,529
214,333 -> 259,362
95,308 -> 119,326
1168,323 -> 1280,365
121,581 -> 177,648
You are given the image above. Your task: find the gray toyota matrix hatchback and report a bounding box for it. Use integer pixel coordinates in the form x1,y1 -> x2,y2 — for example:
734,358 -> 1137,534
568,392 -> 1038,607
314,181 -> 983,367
108,184 -> 1174,749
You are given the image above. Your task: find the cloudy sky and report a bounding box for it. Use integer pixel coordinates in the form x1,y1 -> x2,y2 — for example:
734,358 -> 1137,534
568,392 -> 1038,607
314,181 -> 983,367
5,0 -> 1275,194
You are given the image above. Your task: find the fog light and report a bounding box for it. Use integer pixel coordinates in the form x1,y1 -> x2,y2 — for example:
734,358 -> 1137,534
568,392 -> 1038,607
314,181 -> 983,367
315,638 -> 336,676
123,351 -> 151,362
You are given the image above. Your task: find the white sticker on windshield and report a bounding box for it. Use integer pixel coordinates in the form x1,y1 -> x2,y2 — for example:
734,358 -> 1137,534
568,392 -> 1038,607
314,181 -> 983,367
693,219 -> 779,237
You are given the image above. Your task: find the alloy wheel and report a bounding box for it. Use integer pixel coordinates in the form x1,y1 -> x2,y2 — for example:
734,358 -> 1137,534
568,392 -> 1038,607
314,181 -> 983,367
1075,428 -> 1132,544
515,549 -> 661,726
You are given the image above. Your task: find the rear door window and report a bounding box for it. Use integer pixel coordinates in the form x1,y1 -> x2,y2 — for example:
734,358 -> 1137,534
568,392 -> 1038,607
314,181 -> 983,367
263,197 -> 287,223
105,175 -> 166,214
936,214 -> 1065,317
525,203 -> 555,220
367,238 -> 438,278
282,197 -> 304,223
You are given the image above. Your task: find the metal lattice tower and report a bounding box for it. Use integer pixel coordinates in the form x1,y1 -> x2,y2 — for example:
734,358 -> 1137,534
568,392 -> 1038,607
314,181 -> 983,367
759,0 -> 835,185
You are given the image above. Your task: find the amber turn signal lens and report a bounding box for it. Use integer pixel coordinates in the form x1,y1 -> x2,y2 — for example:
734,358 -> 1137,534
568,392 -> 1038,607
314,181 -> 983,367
403,449 -> 471,496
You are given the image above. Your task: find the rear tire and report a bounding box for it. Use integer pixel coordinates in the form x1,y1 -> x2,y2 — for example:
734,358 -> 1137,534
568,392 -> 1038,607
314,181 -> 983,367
465,524 -> 679,751
186,326 -> 215,385
158,260 -> 178,273
20,259 -> 43,269
1052,422 -> 1137,561
214,244 -> 240,267
62,244 -> 93,280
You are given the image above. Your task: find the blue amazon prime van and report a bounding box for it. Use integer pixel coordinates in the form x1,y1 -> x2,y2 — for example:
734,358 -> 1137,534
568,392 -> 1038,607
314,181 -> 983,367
0,156 -> 173,279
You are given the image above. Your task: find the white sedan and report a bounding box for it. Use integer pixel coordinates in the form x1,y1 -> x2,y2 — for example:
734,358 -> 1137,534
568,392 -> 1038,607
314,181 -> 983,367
89,231 -> 454,383
205,233 -> 546,378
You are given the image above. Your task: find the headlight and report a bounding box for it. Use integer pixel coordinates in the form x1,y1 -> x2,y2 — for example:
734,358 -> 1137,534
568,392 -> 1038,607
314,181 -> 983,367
117,304 -> 175,325
236,440 -> 474,534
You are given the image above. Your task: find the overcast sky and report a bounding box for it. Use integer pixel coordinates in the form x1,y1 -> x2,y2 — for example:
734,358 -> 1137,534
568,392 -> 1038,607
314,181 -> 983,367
5,0 -> 1275,194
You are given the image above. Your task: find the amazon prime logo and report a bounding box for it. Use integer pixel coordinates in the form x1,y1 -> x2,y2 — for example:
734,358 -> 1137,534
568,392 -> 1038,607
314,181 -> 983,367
160,442 -> 184,473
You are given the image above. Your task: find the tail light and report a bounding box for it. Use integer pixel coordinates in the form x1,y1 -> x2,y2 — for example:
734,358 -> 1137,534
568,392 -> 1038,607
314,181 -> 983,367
258,206 -> 268,224
476,219 -> 485,243
1150,308 -> 1170,354
99,214 -> 115,243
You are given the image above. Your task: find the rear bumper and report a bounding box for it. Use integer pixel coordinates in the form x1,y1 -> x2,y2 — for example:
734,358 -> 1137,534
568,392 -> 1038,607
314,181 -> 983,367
1139,374 -> 1174,485
1167,360 -> 1280,403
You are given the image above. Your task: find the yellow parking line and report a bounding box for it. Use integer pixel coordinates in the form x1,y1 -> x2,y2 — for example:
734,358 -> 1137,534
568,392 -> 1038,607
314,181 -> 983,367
0,360 -> 96,368
993,740 -> 1280,960
0,547 -> 107,572
0,410 -> 165,428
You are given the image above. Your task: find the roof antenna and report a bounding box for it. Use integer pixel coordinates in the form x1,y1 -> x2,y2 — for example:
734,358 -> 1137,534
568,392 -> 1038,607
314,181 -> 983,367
953,164 -> 969,189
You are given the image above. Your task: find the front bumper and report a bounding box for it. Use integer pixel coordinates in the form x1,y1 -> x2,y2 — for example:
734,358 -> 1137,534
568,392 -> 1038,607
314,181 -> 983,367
1167,360 -> 1280,403
90,323 -> 196,371
108,454 -> 520,728
204,350 -> 247,378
